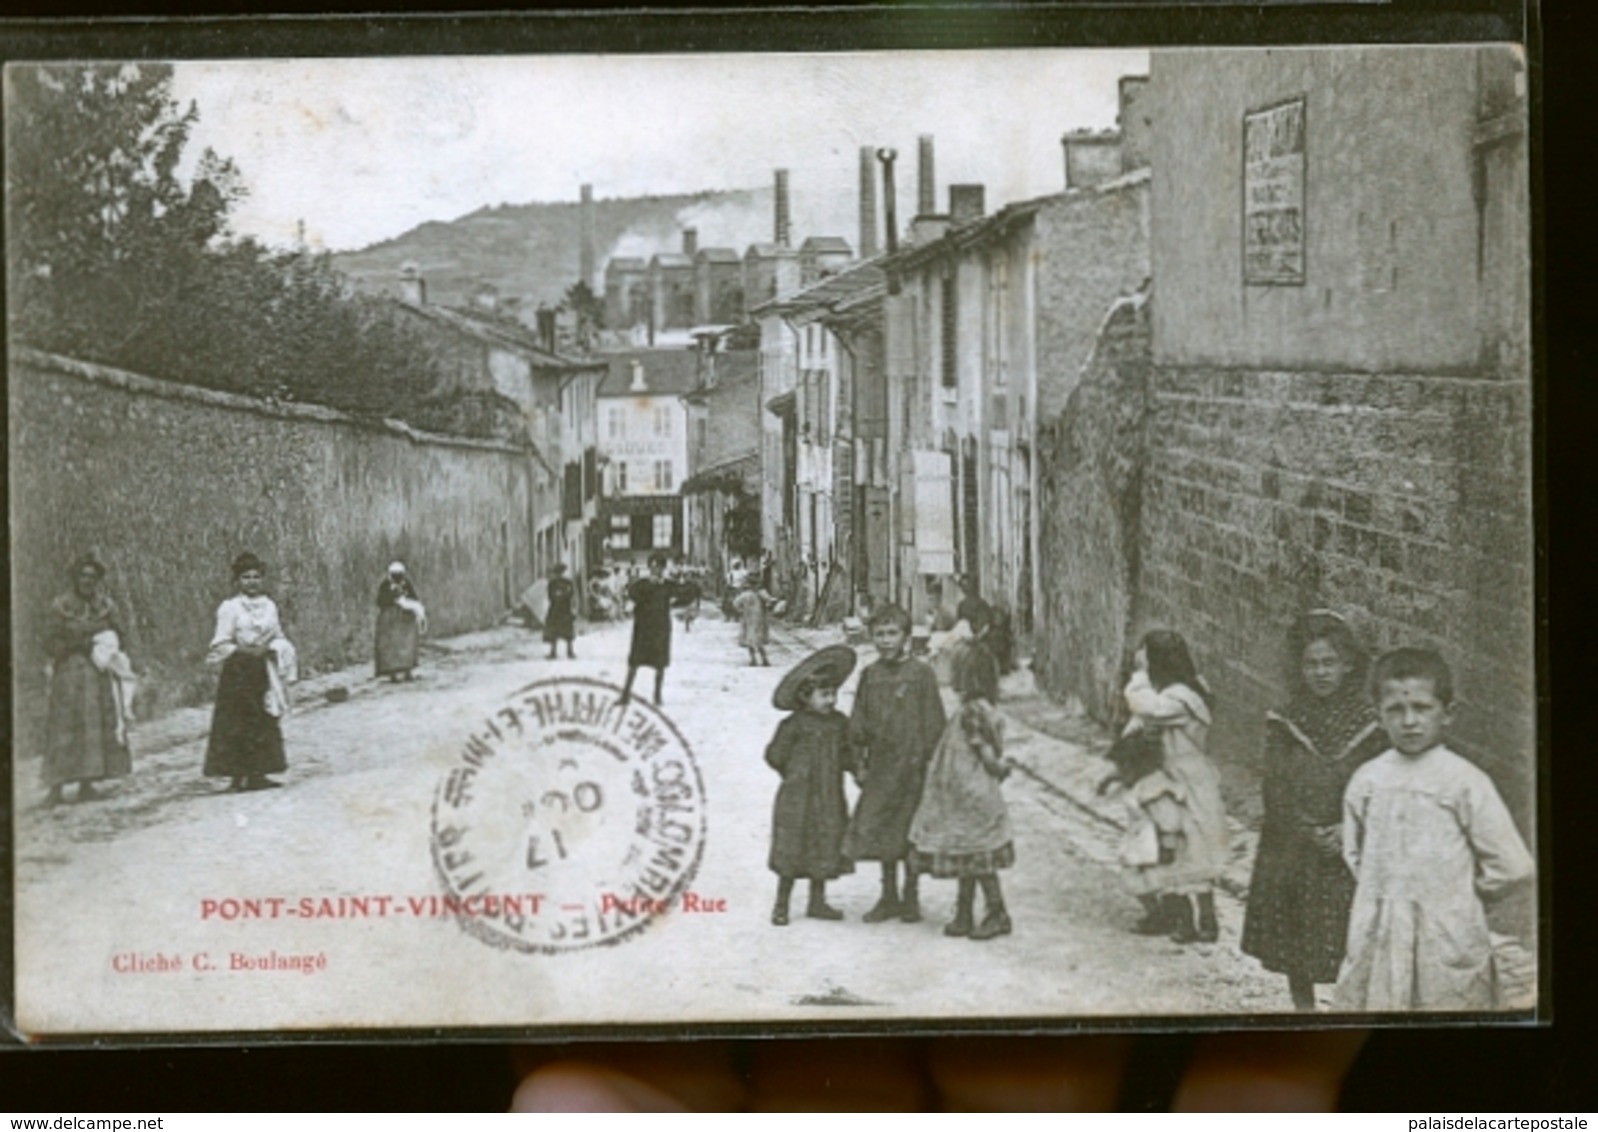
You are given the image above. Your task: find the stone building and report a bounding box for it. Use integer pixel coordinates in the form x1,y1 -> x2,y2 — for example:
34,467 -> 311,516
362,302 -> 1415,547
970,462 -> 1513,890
680,337 -> 762,590
1131,45 -> 1532,818
597,349 -> 696,561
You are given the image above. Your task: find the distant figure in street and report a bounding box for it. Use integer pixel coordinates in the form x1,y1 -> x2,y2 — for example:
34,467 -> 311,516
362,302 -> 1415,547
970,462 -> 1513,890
375,561 -> 425,682
1119,630 -> 1228,944
41,554 -> 134,806
621,552 -> 683,707
765,645 -> 858,925
1332,648 -> 1533,1012
844,602 -> 947,924
1241,611 -> 1386,1010
204,552 -> 297,793
734,573 -> 775,666
586,569 -> 617,621
910,614 -> 1016,940
544,563 -> 577,659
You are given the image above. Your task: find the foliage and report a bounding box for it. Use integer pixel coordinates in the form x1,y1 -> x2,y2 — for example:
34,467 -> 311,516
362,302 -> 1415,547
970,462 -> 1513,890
562,279 -> 605,330
5,63 -> 458,433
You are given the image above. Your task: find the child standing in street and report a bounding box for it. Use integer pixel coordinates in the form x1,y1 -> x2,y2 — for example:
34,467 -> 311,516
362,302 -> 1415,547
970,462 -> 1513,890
765,645 -> 859,925
844,604 -> 947,923
734,573 -> 775,667
909,617 -> 1016,940
1333,648 -> 1534,1011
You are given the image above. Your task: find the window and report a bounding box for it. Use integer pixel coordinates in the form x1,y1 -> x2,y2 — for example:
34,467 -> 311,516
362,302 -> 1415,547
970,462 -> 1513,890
608,406 -> 625,441
653,513 -> 674,548
655,405 -> 672,438
941,273 -> 958,390
616,461 -> 629,493
655,460 -> 674,492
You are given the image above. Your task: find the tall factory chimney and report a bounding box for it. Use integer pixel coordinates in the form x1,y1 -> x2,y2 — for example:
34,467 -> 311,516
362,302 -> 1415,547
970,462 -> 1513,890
858,146 -> 879,258
917,134 -> 936,216
579,183 -> 596,292
774,168 -> 792,248
682,227 -> 698,257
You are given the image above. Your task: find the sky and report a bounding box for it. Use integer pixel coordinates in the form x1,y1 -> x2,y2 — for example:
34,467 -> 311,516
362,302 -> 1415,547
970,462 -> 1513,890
170,50 -> 1148,254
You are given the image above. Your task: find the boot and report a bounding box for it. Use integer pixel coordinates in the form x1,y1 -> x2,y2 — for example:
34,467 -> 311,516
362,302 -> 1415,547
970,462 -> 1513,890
1196,892 -> 1219,943
1168,894 -> 1200,943
862,863 -> 901,923
1133,894 -> 1169,935
944,879 -> 976,937
899,869 -> 922,923
772,878 -> 794,926
970,876 -> 1012,940
806,880 -> 844,921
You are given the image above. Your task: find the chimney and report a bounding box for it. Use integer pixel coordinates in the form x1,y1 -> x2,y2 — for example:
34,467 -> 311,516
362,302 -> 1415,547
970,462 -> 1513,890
917,135 -> 936,216
629,358 -> 648,393
877,148 -> 899,256
858,146 -> 879,258
948,184 -> 985,226
774,169 -> 792,248
682,227 -> 698,257
579,183 -> 596,291
1062,130 -> 1123,190
398,262 -> 426,306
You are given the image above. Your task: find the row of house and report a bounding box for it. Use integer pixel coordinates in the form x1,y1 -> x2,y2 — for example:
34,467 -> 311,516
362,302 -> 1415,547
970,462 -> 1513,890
743,47 -> 1533,824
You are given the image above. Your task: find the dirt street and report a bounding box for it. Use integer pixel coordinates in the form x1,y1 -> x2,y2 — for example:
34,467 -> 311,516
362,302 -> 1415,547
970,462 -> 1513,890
14,609 -> 1297,1036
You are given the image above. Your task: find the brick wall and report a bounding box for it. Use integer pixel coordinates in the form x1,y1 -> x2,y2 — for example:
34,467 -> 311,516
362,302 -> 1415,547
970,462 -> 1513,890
1137,365 -> 1534,824
10,349 -> 541,755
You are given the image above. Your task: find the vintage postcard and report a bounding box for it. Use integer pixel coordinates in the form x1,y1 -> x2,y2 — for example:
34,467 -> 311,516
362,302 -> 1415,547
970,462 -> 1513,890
6,39 -> 1538,1041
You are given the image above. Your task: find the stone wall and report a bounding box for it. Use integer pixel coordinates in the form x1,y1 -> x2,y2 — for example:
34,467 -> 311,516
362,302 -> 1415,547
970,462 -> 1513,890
1136,365 -> 1534,824
1034,289 -> 1152,723
10,349 -> 541,754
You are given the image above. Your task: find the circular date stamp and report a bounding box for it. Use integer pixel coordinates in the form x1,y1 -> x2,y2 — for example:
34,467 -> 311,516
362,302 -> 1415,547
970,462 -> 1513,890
430,677 -> 707,954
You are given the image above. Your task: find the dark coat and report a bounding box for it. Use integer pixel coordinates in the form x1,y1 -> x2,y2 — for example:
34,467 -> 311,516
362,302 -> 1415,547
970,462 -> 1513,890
543,576 -> 576,642
766,709 -> 854,880
626,576 -> 679,668
843,656 -> 947,861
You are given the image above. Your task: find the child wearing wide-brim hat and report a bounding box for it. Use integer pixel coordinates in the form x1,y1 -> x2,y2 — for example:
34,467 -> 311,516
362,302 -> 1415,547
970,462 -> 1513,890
765,645 -> 858,926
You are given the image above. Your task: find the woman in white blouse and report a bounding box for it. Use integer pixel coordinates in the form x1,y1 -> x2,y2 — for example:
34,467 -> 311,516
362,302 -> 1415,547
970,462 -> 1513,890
203,552 -> 297,792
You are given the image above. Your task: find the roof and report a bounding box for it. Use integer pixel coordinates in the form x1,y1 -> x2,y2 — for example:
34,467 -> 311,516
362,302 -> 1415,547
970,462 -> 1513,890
743,243 -> 792,260
681,451 -> 759,495
682,350 -> 759,405
801,236 -> 853,254
695,247 -> 741,264
606,257 -> 647,273
597,348 -> 704,397
397,302 -> 602,371
650,252 -> 693,269
747,258 -> 887,322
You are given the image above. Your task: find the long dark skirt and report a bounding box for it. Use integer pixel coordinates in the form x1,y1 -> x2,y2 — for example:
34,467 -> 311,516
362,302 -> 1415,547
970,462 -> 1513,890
43,654 -> 131,787
203,652 -> 286,779
375,606 -> 420,676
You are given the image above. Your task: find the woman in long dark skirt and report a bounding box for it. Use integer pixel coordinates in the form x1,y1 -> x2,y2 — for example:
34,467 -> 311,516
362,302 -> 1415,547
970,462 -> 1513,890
1240,610 -> 1387,1010
621,553 -> 681,706
543,563 -> 577,659
375,561 -> 424,681
203,552 -> 296,793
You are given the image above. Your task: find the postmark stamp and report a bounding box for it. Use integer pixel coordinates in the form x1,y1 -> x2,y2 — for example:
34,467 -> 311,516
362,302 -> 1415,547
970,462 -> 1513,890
430,677 -> 708,954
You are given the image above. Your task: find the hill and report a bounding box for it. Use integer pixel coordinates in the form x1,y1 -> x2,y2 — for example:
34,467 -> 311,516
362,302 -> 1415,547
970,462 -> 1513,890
332,187 -> 778,320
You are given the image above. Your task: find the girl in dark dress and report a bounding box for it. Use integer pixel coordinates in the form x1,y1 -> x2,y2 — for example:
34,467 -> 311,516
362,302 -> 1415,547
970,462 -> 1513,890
621,553 -> 682,706
543,563 -> 577,659
41,555 -> 133,805
765,645 -> 858,925
1240,611 -> 1386,1010
203,552 -> 295,792
844,603 -> 947,924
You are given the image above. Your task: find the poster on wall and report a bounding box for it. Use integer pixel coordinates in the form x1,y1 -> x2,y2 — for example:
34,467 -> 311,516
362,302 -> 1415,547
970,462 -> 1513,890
4,30 -> 1539,1051
1243,96 -> 1308,285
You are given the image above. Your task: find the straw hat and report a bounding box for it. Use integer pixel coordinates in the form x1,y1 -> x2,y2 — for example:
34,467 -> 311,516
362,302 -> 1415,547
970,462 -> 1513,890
772,645 -> 858,712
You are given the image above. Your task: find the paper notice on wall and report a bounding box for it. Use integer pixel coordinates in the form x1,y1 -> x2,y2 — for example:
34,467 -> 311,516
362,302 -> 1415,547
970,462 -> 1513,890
1244,96 -> 1307,285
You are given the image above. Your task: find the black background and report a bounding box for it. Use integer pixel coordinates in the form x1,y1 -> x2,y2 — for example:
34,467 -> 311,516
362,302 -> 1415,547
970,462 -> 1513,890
1,0 -> 1590,1111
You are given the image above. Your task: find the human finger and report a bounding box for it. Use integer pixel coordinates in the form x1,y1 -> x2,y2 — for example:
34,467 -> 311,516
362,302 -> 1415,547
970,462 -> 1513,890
745,1037 -> 930,1111
926,1035 -> 1134,1111
509,1041 -> 746,1112
1172,1030 -> 1368,1111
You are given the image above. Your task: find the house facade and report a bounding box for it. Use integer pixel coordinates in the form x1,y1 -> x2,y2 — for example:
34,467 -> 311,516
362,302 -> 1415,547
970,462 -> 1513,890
597,349 -> 695,561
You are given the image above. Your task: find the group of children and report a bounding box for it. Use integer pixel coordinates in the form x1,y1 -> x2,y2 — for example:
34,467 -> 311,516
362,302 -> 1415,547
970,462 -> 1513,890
767,604 -> 1535,1011
763,603 -> 1017,940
